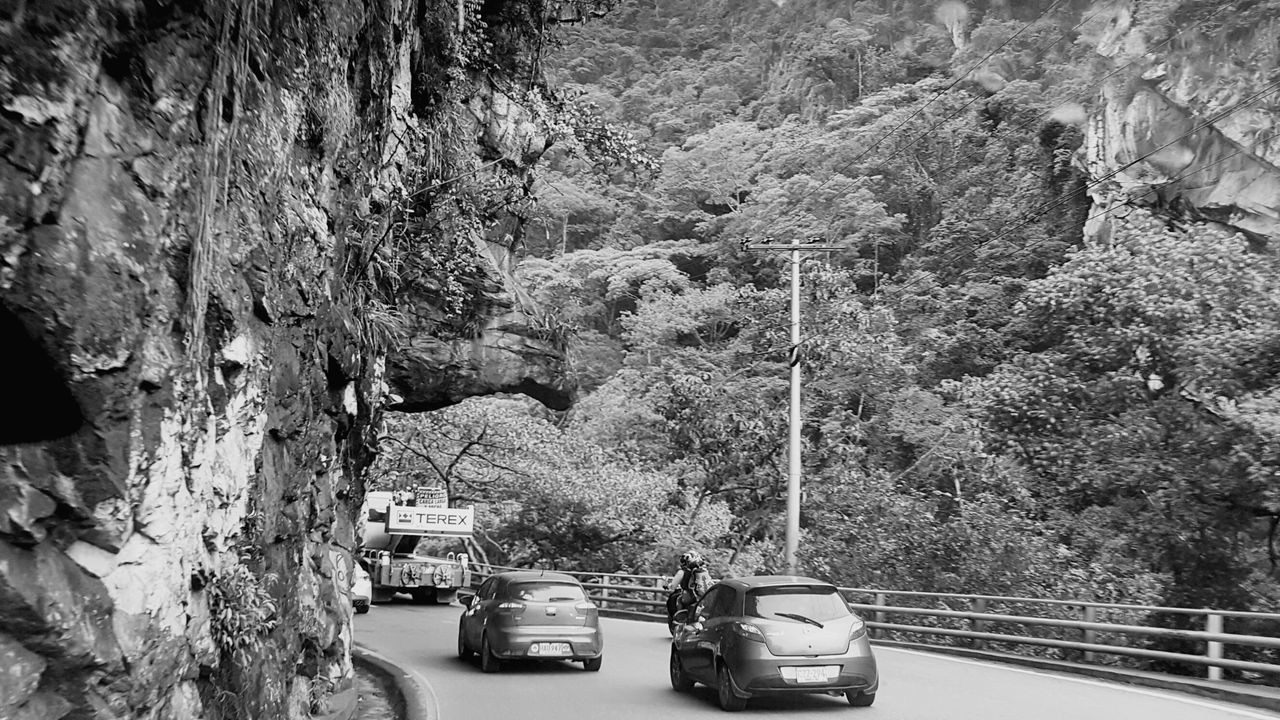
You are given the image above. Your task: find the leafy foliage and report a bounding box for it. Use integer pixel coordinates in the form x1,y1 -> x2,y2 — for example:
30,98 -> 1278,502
372,397 -> 728,572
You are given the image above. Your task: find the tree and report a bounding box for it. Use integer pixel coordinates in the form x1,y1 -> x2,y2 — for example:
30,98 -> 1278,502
975,212 -> 1280,607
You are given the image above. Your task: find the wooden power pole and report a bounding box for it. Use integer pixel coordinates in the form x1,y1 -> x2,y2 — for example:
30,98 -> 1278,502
744,239 -> 841,575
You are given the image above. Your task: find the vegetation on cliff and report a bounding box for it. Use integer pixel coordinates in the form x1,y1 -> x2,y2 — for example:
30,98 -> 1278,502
0,1 -> 621,719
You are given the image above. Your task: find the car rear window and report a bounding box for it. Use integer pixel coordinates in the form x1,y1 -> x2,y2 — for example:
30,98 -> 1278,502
744,585 -> 851,622
509,582 -> 587,602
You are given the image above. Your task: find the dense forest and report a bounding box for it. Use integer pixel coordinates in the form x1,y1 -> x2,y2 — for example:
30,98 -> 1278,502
373,0 -> 1280,627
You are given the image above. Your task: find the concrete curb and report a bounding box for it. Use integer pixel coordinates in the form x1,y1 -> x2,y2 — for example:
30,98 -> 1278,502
352,643 -> 440,720
873,640 -> 1280,714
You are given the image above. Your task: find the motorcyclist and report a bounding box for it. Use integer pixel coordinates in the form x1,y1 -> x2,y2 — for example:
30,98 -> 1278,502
666,550 -> 712,632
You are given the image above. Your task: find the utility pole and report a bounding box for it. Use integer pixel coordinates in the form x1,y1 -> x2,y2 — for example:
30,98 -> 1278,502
744,239 -> 841,575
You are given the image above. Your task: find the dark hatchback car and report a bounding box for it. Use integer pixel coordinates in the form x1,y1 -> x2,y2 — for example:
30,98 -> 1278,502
458,571 -> 603,672
670,575 -> 878,711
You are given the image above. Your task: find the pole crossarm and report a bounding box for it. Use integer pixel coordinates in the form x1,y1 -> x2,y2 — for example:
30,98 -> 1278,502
744,244 -> 843,252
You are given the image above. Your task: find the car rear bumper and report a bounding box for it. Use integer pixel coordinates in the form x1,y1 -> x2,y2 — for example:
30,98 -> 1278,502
489,625 -> 603,659
730,648 -> 878,695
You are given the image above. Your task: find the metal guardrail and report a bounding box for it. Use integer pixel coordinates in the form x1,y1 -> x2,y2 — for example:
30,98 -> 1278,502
466,563 -> 1280,683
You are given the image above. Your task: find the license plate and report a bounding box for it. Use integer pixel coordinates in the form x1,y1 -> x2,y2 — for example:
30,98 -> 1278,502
529,642 -> 571,656
794,666 -> 829,684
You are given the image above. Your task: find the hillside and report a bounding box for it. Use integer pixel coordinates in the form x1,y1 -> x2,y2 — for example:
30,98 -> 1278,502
375,0 -> 1280,644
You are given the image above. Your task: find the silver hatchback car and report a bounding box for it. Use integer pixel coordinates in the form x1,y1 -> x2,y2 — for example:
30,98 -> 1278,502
670,575 -> 878,710
458,571 -> 603,672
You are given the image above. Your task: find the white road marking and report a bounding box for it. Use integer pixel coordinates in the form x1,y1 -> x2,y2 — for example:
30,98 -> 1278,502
880,647 -> 1280,719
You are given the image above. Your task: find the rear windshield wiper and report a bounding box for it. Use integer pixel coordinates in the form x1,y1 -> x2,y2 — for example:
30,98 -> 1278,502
774,612 -> 824,628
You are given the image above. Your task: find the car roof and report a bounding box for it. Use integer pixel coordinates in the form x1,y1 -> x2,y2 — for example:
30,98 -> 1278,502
716,575 -> 838,591
494,570 -> 582,585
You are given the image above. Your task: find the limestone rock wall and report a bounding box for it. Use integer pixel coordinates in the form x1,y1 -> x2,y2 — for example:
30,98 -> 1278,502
0,1 -> 569,718
1082,1 -> 1280,245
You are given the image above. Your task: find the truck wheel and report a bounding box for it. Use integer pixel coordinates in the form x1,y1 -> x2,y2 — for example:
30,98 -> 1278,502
372,589 -> 395,605
410,588 -> 437,604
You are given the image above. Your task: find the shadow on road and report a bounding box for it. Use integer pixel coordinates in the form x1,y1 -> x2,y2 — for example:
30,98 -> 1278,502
676,686 -> 856,713
454,657 -> 597,674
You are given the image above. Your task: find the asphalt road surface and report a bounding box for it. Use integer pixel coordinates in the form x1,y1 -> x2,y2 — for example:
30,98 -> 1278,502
355,600 -> 1279,720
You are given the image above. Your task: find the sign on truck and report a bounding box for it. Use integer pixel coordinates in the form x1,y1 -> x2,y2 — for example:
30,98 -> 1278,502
386,505 -> 474,536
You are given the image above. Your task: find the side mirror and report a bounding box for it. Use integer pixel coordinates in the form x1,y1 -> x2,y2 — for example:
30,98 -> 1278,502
459,594 -> 474,608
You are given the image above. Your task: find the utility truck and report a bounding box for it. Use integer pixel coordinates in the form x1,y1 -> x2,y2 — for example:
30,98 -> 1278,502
359,489 -> 474,604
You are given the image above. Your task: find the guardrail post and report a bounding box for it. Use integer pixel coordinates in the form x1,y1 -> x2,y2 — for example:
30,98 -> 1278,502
655,576 -> 666,617
874,593 -> 886,640
971,598 -> 987,649
1206,612 -> 1223,681
598,577 -> 610,610
1083,606 -> 1097,663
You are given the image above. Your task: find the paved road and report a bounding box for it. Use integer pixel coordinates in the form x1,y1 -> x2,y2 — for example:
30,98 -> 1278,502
355,601 -> 1278,720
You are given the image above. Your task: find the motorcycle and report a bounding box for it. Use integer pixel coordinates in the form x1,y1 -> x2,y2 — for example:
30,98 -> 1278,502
666,588 -> 696,635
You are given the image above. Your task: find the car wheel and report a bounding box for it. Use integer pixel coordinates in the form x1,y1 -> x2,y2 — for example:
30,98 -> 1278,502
457,622 -> 472,661
583,656 -> 603,672
716,663 -> 747,711
668,647 -> 694,692
846,691 -> 875,707
480,634 -> 501,673
354,601 -> 369,615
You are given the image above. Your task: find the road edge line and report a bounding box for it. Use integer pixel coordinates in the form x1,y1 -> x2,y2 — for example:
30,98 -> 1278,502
353,641 -> 441,720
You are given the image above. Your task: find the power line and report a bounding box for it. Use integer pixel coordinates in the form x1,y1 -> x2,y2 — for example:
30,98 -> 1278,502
878,2 -> 1232,208
752,125 -> 1280,363
738,2 -> 1233,257
885,76 -> 1280,297
739,0 -> 1074,241
895,123 -> 1280,297
853,3 -> 1109,188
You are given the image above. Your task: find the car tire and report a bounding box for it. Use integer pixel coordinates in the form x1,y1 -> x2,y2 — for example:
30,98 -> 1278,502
480,634 -> 501,673
846,691 -> 875,707
583,656 -> 603,672
716,663 -> 747,711
669,647 -> 694,692
457,622 -> 472,661
353,601 -> 369,615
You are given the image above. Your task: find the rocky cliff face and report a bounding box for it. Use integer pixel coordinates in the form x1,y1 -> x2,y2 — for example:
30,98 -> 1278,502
1081,1 -> 1280,246
0,1 -> 571,718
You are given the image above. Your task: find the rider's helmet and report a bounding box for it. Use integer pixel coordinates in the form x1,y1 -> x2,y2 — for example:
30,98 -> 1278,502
679,550 -> 704,571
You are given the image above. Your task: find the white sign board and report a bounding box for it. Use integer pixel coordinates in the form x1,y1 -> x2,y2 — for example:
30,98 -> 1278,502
415,486 -> 448,508
386,505 -> 474,537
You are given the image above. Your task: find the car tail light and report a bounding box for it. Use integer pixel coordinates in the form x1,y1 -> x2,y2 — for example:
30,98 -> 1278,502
849,617 -> 867,640
731,622 -> 765,642
498,601 -> 524,610
574,602 -> 597,611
